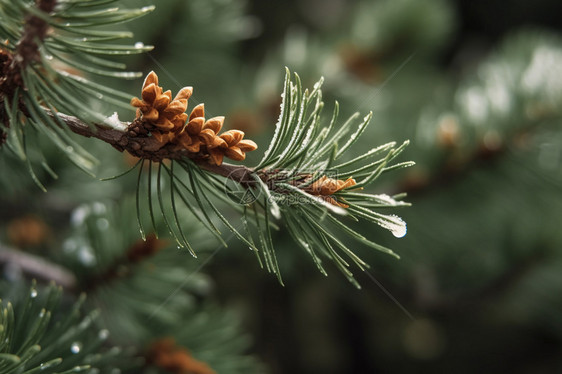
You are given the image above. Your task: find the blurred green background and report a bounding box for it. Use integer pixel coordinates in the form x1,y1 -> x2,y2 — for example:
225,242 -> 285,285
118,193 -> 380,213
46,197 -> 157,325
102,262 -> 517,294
2,0 -> 562,373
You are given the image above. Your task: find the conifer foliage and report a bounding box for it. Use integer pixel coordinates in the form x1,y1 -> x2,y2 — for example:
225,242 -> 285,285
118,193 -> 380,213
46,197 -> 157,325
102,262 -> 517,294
0,0 -> 411,282
0,0 -> 412,372
130,71 -> 258,165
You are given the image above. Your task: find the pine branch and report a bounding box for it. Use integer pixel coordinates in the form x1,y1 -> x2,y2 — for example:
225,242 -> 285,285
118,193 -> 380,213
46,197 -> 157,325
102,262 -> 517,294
80,233 -> 165,293
0,243 -> 76,289
50,200 -> 265,372
48,110 -> 256,185
401,30 -> 562,197
0,281 -> 140,373
0,0 -> 153,179
0,0 -> 413,286
0,0 -> 54,145
13,67 -> 411,286
1,0 -> 54,93
15,0 -> 55,65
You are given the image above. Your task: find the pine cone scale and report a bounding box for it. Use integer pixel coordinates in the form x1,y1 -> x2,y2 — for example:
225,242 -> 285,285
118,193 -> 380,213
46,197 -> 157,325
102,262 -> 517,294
130,71 -> 257,165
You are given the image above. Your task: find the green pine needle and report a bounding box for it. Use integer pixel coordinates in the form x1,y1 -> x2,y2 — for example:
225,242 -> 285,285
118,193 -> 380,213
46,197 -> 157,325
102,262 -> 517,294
0,282 -> 133,374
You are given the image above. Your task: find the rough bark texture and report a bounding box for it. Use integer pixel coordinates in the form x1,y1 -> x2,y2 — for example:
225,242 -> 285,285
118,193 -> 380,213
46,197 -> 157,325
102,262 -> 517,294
0,0 -> 57,145
52,112 -> 257,185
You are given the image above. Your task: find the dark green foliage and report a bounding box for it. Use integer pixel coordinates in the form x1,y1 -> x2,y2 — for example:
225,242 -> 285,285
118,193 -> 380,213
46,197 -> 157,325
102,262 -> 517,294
56,199 -> 265,373
3,0 -> 560,373
0,0 -> 152,185
0,281 -> 138,374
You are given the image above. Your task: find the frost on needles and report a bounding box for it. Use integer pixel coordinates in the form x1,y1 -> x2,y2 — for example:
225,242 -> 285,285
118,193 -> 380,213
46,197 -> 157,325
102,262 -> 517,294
0,0 -> 413,288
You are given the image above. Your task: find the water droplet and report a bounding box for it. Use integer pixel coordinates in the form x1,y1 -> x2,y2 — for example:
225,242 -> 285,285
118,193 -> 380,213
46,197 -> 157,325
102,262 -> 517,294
134,41 -> 144,49
377,214 -> 407,238
389,215 -> 407,238
78,246 -> 96,266
39,358 -> 62,370
30,288 -> 38,298
63,238 -> 78,253
96,218 -> 109,230
44,54 -> 53,60
66,146 -> 74,153
193,275 -> 212,295
70,342 -> 82,354
374,194 -> 406,206
98,329 -> 109,340
91,202 -> 106,215
115,71 -> 139,78
71,205 -> 90,226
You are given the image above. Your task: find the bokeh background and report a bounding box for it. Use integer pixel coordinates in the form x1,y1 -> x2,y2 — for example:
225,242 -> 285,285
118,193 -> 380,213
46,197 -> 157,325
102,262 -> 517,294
2,0 -> 562,373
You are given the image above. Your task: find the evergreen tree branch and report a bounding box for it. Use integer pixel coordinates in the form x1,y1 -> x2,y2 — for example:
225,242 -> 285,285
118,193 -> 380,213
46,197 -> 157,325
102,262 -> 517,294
45,70 -> 412,286
0,0 -> 412,286
15,0 -> 55,66
52,200 -> 264,373
0,281 -> 141,373
47,110 -> 256,185
1,0 -> 54,143
79,233 -> 169,294
0,243 -> 76,289
402,31 -> 562,196
1,0 -> 153,173
1,0 -> 54,95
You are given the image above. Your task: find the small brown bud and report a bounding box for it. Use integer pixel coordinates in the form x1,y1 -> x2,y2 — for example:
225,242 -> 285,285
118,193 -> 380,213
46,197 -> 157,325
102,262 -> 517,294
129,71 -> 257,164
305,176 -> 359,208
186,117 -> 205,135
118,136 -> 129,147
238,139 -> 258,152
224,146 -> 245,161
190,104 -> 205,121
174,87 -> 193,101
